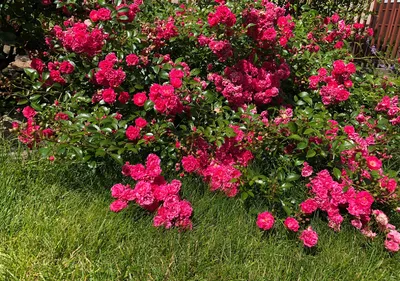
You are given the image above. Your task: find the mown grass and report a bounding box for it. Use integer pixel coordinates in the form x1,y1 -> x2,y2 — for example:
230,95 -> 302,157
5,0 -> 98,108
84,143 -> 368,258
0,143 -> 399,281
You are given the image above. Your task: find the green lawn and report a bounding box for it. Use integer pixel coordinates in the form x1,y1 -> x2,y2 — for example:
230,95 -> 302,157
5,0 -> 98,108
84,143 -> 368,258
0,144 -> 399,281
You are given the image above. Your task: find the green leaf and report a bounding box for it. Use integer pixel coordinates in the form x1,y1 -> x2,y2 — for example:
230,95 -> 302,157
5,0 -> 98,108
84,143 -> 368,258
118,15 -> 129,21
39,147 -> 51,157
225,127 -> 236,137
190,68 -> 201,76
297,142 -> 308,150
306,149 -> 316,158
24,68 -> 38,81
303,128 -> 314,135
96,149 -> 106,157
152,65 -> 161,74
287,122 -> 297,133
281,182 -> 294,189
288,134 -> 303,141
110,154 -> 123,164
333,167 -> 341,180
71,147 -> 83,159
76,113 -> 91,119
17,99 -> 28,105
281,201 -> 292,216
30,94 -> 42,101
294,159 -> 304,166
117,7 -> 129,13
303,96 -> 313,105
286,173 -> 300,182
299,92 -> 309,98
144,100 -> 154,111
159,71 -> 169,80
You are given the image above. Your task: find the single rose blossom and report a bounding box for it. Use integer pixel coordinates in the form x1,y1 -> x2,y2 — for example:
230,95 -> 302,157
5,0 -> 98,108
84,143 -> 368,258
126,125 -> 140,140
126,54 -> 139,66
102,88 -> 117,104
181,155 -> 199,173
133,92 -> 147,106
256,211 -> 275,231
118,91 -> 130,104
110,199 -> 128,212
22,106 -> 37,119
301,162 -> 313,177
284,217 -> 300,232
384,239 -> 399,252
365,156 -> 382,170
387,230 -> 400,244
135,117 -> 148,128
300,199 -> 318,214
299,226 -> 318,247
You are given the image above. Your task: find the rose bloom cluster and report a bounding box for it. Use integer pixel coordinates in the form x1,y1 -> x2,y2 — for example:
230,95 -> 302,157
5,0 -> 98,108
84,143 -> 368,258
53,22 -> 108,57
309,60 -> 356,105
31,59 -> 75,85
305,13 -> 373,51
375,95 -> 400,125
95,52 -> 126,89
197,35 -> 234,62
149,83 -> 184,115
340,124 -> 385,174
181,126 -> 254,197
243,1 -> 295,48
116,0 -> 143,23
302,170 -> 399,250
208,58 -> 290,107
12,106 -> 55,150
208,4 -> 236,28
273,106 -> 293,125
89,8 -> 112,22
337,115 -> 397,196
110,154 -> 193,230
144,16 -> 179,47
125,117 -> 149,141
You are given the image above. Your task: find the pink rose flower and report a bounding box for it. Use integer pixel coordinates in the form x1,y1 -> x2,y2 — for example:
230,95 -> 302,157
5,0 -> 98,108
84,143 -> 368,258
384,239 -> 399,252
256,211 -> 275,231
22,106 -> 37,119
284,217 -> 300,232
300,199 -> 318,214
110,199 -> 128,212
135,117 -> 148,128
126,54 -> 139,66
133,92 -> 147,107
102,88 -> 117,104
365,156 -> 382,170
181,155 -> 200,173
299,226 -> 318,247
301,162 -> 313,177
126,125 -> 140,140
118,91 -> 130,104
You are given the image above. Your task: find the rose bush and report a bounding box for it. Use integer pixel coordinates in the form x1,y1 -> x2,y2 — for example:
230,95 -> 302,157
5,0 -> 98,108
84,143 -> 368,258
8,0 -> 400,251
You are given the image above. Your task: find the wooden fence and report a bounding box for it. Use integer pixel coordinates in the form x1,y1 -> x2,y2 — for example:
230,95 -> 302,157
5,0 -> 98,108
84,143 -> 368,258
366,0 -> 400,59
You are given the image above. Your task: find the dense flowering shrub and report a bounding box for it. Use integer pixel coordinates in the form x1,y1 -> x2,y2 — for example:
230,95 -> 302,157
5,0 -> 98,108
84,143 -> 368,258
9,0 -> 400,249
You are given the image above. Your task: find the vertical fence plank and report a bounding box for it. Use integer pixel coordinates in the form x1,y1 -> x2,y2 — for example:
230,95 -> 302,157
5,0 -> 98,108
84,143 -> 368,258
389,3 -> 400,45
391,12 -> 400,58
377,1 -> 392,50
372,0 -> 385,46
390,2 -> 400,58
382,1 -> 396,51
